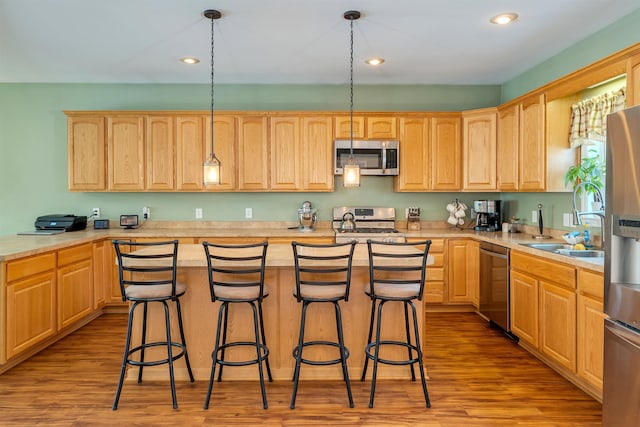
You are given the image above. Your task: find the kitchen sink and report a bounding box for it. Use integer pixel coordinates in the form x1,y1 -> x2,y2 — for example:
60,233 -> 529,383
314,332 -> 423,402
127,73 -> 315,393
555,249 -> 605,258
520,243 -> 573,252
520,243 -> 604,259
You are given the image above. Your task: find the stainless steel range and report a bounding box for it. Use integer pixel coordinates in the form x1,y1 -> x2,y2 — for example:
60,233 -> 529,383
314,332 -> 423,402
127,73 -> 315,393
333,206 -> 405,243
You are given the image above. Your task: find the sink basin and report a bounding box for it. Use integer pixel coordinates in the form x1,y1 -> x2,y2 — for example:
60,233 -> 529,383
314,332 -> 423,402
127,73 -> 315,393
520,243 -> 573,252
555,249 -> 605,258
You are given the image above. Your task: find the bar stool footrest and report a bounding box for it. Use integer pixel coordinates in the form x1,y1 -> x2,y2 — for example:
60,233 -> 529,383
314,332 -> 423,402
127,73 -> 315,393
292,340 -> 350,366
127,341 -> 188,367
214,341 -> 270,367
364,340 -> 420,366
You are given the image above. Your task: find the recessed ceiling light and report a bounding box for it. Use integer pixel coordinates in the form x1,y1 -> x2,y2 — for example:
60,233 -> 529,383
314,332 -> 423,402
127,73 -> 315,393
366,58 -> 385,66
180,57 -> 200,64
490,13 -> 518,25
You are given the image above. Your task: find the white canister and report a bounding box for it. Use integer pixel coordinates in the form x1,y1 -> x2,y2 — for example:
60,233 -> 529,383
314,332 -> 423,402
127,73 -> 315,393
502,222 -> 509,233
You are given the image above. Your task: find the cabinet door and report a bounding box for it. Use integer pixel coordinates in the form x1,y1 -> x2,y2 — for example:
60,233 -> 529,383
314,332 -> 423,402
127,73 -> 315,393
301,116 -> 334,191
67,116 -> 106,191
6,272 -> 57,359
367,116 -> 397,139
577,294 -> 605,392
463,109 -> 497,190
627,52 -> 640,107
146,116 -> 174,190
107,116 -> 145,190
238,116 -> 269,190
519,95 -> 546,191
204,115 -> 236,190
431,116 -> 461,190
395,117 -> 430,191
447,240 -> 473,303
92,240 -> 108,309
539,281 -> 576,372
57,259 -> 93,330
510,270 -> 539,347
176,116 -> 205,190
467,240 -> 480,308
270,117 -> 300,190
497,105 -> 519,191
335,116 -> 364,139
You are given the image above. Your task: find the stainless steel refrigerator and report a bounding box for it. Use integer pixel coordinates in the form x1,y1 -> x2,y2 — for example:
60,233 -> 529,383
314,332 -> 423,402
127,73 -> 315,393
603,104 -> 640,426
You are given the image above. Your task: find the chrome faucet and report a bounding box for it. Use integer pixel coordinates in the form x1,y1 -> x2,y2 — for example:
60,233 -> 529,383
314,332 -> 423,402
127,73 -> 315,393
572,181 -> 605,244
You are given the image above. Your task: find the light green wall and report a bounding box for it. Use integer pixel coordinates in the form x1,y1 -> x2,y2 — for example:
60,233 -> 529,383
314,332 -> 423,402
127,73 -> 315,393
502,8 -> 640,102
3,6 -> 639,236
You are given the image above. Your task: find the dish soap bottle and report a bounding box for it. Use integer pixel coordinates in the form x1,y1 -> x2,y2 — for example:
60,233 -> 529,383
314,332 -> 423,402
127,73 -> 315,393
583,224 -> 592,248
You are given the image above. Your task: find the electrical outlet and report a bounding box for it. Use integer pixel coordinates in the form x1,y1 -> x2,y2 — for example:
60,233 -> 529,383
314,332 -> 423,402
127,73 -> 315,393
195,208 -> 203,219
531,210 -> 538,223
92,207 -> 100,218
142,206 -> 150,220
563,213 -> 576,227
245,208 -> 253,219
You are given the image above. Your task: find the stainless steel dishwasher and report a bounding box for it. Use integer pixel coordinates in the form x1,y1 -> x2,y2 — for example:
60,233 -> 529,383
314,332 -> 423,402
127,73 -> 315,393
479,242 -> 516,339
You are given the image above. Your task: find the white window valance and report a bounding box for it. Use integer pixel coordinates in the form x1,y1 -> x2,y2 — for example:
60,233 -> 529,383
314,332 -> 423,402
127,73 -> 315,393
569,87 -> 626,147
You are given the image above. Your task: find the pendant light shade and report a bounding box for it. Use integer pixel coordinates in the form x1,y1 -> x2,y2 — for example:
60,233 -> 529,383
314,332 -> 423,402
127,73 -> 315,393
343,10 -> 361,188
203,9 -> 222,186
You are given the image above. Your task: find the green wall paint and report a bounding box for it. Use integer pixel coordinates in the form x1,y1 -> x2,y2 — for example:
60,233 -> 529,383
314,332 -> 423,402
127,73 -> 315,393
502,8 -> 640,102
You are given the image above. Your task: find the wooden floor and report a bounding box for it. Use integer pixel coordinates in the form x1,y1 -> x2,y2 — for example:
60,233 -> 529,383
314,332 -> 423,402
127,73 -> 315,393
0,312 -> 602,426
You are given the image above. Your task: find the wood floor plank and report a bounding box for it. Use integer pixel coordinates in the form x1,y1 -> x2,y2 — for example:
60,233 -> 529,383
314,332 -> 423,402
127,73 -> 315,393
0,312 -> 602,426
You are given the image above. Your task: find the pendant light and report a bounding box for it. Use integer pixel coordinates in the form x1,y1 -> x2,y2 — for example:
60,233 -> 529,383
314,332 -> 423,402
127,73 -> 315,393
203,9 -> 222,186
343,10 -> 361,188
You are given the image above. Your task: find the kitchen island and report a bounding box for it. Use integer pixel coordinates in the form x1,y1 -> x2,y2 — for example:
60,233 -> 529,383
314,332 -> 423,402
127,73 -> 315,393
123,243 -> 432,381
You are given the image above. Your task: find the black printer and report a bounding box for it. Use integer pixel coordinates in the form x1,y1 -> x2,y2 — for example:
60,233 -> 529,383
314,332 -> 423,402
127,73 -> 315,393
35,214 -> 87,232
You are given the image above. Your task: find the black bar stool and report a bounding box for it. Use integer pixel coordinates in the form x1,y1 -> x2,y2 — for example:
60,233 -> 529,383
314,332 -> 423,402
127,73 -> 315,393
112,239 -> 194,410
202,241 -> 272,410
290,241 -> 357,409
361,239 -> 432,408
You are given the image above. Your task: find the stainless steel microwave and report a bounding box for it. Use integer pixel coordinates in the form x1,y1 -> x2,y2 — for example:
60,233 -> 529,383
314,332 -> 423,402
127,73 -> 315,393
334,140 -> 399,176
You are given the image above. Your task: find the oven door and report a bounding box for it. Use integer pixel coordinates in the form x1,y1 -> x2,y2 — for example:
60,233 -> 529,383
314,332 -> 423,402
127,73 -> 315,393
603,318 -> 640,426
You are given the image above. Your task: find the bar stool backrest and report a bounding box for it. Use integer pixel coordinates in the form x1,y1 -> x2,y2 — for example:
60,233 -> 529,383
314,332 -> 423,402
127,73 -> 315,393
366,239 -> 432,301
292,241 -> 357,302
202,241 -> 269,303
112,239 -> 179,301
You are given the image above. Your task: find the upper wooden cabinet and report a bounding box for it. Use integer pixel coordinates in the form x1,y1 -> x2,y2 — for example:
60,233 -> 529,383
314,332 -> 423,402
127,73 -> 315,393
394,117 -> 430,191
301,116 -> 334,191
176,115 -> 205,191
431,115 -> 462,191
518,94 -> 546,191
463,108 -> 497,191
627,52 -> 640,107
67,116 -> 105,191
107,116 -> 145,191
335,116 -> 397,139
238,116 -> 269,191
270,117 -> 301,190
205,115 -> 237,191
146,116 -> 174,191
497,105 -> 519,191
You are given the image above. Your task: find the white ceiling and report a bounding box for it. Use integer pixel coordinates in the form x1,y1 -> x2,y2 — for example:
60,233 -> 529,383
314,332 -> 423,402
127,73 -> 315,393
1,0 -> 638,85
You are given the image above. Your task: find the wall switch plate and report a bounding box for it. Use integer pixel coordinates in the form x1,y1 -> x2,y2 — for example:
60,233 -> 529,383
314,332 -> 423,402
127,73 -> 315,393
195,208 -> 203,219
92,207 -> 100,218
531,210 -> 538,223
245,208 -> 253,219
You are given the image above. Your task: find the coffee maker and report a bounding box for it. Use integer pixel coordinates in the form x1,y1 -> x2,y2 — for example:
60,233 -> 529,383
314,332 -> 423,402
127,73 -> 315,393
473,200 -> 501,231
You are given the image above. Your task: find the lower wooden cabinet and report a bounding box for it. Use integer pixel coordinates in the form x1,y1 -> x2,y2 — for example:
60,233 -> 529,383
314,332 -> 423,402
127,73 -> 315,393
577,269 -> 606,397
539,281 -> 576,372
510,269 -> 539,347
57,243 -> 94,330
447,239 -> 478,304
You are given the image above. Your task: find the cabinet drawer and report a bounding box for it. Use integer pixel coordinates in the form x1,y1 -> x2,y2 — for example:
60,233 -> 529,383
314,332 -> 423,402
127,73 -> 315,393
578,269 -> 604,300
6,252 -> 56,283
429,253 -> 444,267
408,238 -> 445,253
427,266 -> 445,282
424,281 -> 444,303
511,251 -> 576,289
58,243 -> 93,267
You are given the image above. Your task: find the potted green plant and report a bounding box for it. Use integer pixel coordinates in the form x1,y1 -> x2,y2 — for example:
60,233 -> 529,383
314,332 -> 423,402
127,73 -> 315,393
564,149 -> 605,203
